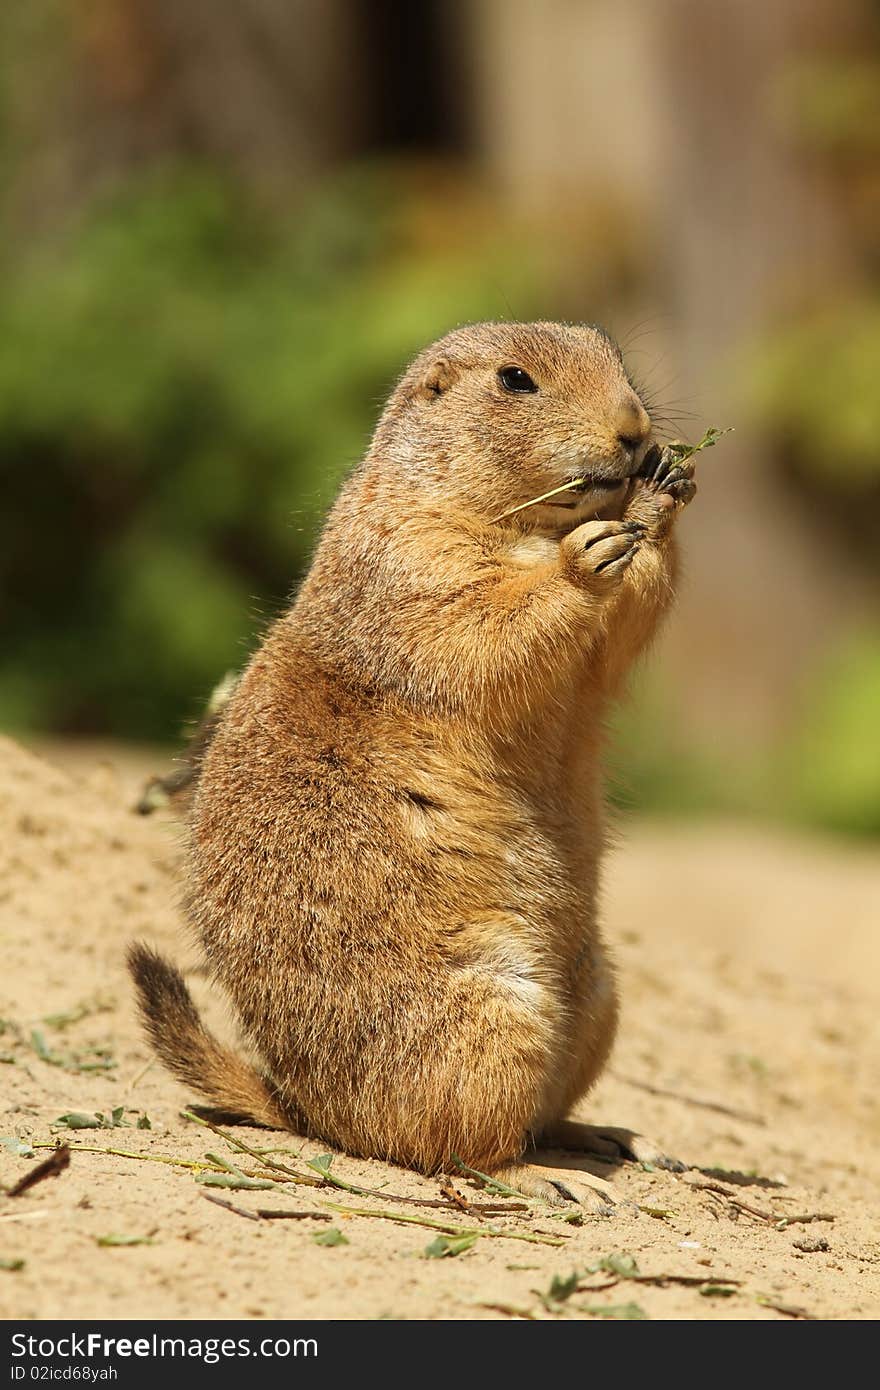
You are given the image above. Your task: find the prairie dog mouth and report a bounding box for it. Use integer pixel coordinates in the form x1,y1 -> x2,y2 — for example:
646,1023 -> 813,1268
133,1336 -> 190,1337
489,464 -> 638,527
542,475 -> 629,509
529,474 -> 634,531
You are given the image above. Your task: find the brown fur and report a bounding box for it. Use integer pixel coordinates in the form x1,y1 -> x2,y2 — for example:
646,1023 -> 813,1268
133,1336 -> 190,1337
129,321 -> 695,1196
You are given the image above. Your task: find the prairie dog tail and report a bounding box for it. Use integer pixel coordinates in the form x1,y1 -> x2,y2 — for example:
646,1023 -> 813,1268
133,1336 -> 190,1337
127,943 -> 292,1131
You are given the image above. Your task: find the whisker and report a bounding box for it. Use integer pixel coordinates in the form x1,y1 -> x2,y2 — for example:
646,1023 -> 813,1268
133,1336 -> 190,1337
618,315 -> 671,353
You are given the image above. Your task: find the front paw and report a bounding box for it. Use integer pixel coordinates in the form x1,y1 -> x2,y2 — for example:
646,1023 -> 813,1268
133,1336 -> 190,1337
623,444 -> 697,530
640,442 -> 698,507
561,519 -> 646,592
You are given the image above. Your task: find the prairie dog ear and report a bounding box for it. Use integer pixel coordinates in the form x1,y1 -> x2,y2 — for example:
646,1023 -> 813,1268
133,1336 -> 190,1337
419,356 -> 460,400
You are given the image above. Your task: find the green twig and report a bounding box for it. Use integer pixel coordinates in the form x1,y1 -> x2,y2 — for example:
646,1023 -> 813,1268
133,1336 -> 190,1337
322,1201 -> 565,1247
450,1155 -> 528,1199
489,477 -> 589,524
304,1153 -> 373,1195
30,1141 -> 278,1180
181,1110 -> 321,1187
663,426 -> 733,465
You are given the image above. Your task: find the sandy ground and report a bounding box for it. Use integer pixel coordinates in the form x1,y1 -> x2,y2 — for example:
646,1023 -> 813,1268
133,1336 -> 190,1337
1,734 -> 878,1322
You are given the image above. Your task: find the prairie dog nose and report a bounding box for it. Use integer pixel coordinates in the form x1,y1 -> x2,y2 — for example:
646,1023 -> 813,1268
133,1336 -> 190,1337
615,391 -> 651,450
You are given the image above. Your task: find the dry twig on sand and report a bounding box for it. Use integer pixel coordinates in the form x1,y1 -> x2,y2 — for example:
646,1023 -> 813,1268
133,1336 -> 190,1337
201,1192 -> 334,1223
6,1145 -> 70,1197
685,1175 -> 834,1229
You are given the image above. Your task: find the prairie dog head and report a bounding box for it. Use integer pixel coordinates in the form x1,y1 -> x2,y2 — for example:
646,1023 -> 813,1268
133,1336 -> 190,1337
370,321 -> 652,531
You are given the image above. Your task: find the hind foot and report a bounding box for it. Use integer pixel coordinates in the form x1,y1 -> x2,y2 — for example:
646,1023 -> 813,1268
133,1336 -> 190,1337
493,1157 -> 617,1214
535,1120 -> 685,1172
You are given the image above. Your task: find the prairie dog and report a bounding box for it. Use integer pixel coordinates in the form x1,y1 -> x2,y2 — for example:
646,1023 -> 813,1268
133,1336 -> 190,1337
130,321 -> 696,1205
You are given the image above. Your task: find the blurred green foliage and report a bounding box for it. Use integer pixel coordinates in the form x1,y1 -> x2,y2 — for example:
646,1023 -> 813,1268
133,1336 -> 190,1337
0,167 -> 546,736
774,56 -> 880,155
783,632 -> 880,835
608,674 -> 765,824
753,49 -> 880,491
731,45 -> 880,836
612,641 -> 880,838
749,299 -> 880,483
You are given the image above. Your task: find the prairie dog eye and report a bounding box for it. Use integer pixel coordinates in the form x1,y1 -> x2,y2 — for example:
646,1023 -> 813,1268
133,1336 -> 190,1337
498,365 -> 538,394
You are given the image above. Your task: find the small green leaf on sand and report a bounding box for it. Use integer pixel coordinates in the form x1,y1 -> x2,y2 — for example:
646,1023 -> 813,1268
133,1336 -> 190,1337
700,1284 -> 738,1298
306,1154 -> 335,1177
196,1172 -> 279,1191
302,1152 -> 372,1195
582,1302 -> 648,1320
534,1269 -> 581,1312
136,1114 -> 152,1130
197,1152 -> 283,1190
31,1031 -> 116,1074
595,1252 -> 640,1278
42,998 -> 114,1030
95,1234 -> 155,1248
0,1258 -> 25,1271
0,1137 -> 35,1158
424,1233 -> 478,1259
55,1109 -> 129,1131
31,1032 -> 65,1066
313,1228 -> 349,1247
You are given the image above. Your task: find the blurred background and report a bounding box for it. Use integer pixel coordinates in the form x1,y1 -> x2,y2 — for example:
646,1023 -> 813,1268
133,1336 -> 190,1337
1,0 -> 878,835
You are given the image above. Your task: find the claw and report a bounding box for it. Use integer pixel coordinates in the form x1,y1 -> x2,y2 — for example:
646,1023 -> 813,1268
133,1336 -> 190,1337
652,1154 -> 687,1174
639,443 -> 664,482
666,479 -> 697,507
535,1121 -> 686,1173
493,1157 -> 618,1214
595,543 -> 637,574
